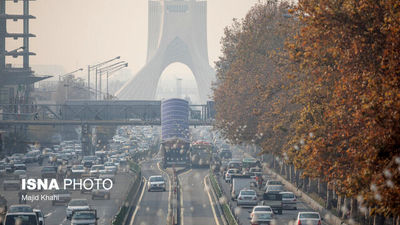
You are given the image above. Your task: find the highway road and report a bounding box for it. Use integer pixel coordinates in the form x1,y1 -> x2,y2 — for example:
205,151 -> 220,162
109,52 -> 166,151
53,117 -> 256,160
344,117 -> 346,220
179,168 -> 218,225
128,159 -> 170,225
216,148 -> 330,225
0,161 -> 134,225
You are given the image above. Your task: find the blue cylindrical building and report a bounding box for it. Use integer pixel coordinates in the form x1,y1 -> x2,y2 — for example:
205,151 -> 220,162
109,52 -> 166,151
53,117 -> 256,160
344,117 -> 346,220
161,98 -> 189,142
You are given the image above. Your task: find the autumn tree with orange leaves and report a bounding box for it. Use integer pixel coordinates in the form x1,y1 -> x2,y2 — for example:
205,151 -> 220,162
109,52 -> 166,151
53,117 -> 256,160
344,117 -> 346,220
213,0 -> 400,224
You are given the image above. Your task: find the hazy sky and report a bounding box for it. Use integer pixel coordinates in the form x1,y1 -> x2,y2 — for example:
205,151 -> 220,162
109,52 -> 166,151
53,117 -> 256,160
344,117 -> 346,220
6,0 -> 259,80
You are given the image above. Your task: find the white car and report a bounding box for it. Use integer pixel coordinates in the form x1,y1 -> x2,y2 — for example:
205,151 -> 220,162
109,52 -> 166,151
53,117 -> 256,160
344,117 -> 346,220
249,205 -> 273,219
296,212 -> 322,225
280,191 -> 297,209
104,162 -> 118,174
147,175 -> 166,192
225,168 -> 240,183
33,209 -> 45,225
71,165 -> 86,173
66,199 -> 90,220
250,211 -> 274,225
89,165 -> 106,177
237,189 -> 258,206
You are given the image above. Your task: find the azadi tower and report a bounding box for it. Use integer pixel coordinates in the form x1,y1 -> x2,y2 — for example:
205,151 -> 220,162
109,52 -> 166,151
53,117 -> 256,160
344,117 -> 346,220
116,0 -> 215,103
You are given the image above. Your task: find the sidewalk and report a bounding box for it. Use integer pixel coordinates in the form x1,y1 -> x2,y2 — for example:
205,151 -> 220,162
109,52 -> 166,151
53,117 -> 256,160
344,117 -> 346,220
264,167 -> 348,225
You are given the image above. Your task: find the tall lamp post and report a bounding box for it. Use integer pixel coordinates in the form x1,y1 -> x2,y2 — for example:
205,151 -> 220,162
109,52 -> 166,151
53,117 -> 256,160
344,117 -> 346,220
59,68 -> 83,101
87,56 -> 120,100
98,62 -> 128,100
105,63 -> 128,99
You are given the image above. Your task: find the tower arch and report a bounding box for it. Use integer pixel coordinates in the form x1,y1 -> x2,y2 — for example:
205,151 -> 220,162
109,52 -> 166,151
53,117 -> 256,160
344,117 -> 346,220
116,0 -> 215,103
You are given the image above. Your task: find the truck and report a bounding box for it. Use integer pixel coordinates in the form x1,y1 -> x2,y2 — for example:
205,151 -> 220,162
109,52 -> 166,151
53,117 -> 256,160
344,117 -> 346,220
160,99 -> 191,168
190,141 -> 212,167
262,193 -> 283,214
231,175 -> 257,200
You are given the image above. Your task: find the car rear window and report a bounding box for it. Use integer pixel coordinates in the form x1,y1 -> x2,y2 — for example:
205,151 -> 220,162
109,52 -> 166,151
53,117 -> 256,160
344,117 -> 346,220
241,190 -> 256,195
300,213 -> 320,219
150,176 -> 164,182
254,207 -> 271,212
254,213 -> 273,219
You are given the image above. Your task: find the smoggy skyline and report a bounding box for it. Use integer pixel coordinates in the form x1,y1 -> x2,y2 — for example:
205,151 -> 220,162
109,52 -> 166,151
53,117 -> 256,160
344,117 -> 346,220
5,0 -> 260,79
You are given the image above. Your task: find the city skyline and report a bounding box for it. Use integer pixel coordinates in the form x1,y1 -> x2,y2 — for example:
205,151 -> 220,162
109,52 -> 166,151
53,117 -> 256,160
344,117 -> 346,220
5,0 -> 260,81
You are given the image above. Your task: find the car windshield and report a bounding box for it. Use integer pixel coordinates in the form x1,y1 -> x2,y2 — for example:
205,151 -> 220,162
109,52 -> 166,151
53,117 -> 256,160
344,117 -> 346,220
240,190 -> 255,195
5,215 -> 37,225
91,166 -> 105,170
150,176 -> 164,182
282,193 -> 295,198
42,167 -> 56,172
254,207 -> 271,212
9,206 -> 33,213
73,165 -> 84,170
300,213 -> 320,219
83,156 -> 96,161
69,200 -> 88,206
73,212 -> 96,220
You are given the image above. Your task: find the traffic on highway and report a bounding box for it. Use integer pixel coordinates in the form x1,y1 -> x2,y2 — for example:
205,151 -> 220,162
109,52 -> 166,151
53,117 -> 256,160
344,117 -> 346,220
0,123 -> 331,225
1,0 -> 398,224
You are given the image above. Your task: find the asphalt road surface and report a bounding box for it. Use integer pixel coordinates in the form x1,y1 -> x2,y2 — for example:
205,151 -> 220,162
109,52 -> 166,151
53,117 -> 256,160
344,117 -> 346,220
128,159 -> 170,225
179,168 -> 217,225
218,149 -> 329,225
0,161 -> 134,225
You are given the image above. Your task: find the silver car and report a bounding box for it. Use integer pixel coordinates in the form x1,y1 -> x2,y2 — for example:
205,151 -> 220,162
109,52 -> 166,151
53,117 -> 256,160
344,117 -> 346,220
280,191 -> 297,209
147,175 -> 166,192
237,189 -> 258,206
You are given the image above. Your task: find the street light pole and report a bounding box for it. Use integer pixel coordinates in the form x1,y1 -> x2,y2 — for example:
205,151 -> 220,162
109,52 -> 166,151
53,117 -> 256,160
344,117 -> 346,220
95,68 -> 98,100
88,56 -> 120,101
87,65 -> 90,99
105,63 -> 128,100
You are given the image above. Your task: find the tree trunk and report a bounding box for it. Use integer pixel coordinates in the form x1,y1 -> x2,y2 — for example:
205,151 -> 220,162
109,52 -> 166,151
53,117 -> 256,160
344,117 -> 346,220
342,197 -> 350,220
290,165 -> 295,183
295,168 -> 300,187
326,182 -> 333,209
317,178 -> 321,195
337,195 -> 343,217
350,198 -> 358,221
280,162 -> 285,175
303,176 -> 309,192
285,164 -> 290,180
374,214 -> 385,225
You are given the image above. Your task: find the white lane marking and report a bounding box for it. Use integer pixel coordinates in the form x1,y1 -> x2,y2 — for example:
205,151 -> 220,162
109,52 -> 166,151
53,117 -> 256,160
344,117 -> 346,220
129,177 -> 147,225
157,162 -> 172,222
204,174 -> 221,225
180,168 -> 192,177
177,170 -> 191,225
44,210 -> 55,218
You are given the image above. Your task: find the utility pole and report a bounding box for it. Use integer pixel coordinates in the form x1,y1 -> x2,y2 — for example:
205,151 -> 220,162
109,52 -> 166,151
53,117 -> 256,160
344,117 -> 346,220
87,65 -> 90,99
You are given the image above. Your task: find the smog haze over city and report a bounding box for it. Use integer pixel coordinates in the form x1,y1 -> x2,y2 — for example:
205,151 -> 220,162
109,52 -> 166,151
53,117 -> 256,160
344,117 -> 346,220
0,0 -> 399,225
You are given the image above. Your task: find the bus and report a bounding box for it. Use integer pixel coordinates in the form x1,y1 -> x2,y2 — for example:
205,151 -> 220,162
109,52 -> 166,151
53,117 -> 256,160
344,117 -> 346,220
190,141 -> 212,167
242,157 -> 260,170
